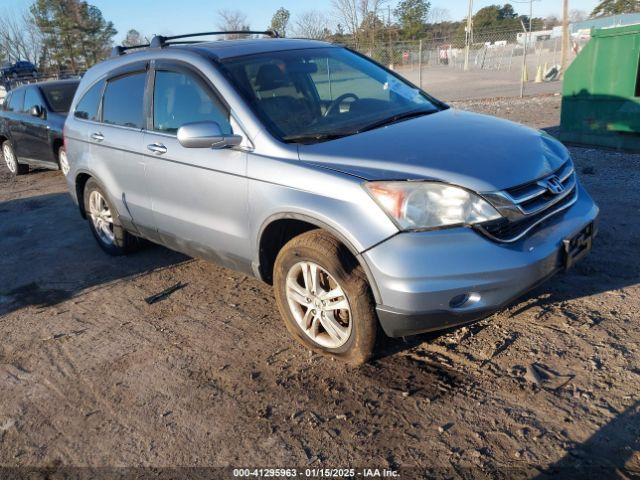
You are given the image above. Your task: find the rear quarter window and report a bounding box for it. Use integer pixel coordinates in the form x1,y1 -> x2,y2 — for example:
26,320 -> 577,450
74,80 -> 104,121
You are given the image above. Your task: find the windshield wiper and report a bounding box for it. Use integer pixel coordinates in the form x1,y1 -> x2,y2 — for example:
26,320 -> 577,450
283,132 -> 354,144
356,109 -> 437,134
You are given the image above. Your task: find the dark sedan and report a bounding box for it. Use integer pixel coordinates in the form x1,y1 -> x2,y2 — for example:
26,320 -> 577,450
0,80 -> 79,175
1,61 -> 38,79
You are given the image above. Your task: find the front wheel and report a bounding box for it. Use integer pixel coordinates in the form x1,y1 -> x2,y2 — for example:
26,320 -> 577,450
273,230 -> 378,364
83,178 -> 139,256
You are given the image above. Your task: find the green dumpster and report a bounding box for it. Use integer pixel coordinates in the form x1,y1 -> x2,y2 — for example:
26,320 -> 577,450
560,24 -> 640,151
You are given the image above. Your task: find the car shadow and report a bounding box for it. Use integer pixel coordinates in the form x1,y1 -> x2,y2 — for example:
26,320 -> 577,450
0,192 -> 190,316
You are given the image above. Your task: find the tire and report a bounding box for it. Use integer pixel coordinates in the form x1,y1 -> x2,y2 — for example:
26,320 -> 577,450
2,141 -> 28,175
273,230 -> 377,364
57,146 -> 69,176
83,178 -> 138,256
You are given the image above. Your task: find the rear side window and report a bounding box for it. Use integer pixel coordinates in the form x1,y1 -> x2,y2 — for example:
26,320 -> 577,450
7,89 -> 24,112
102,72 -> 146,129
153,70 -> 231,134
74,80 -> 104,121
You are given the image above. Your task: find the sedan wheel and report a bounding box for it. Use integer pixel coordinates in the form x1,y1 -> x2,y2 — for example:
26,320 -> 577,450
285,261 -> 353,349
88,190 -> 115,246
58,148 -> 70,176
3,142 -> 16,173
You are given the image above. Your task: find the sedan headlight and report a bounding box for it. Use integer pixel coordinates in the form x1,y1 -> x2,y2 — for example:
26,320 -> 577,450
364,181 -> 501,230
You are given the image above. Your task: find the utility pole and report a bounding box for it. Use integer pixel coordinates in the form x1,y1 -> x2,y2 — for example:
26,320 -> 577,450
520,0 -> 535,98
464,0 -> 473,71
560,0 -> 569,77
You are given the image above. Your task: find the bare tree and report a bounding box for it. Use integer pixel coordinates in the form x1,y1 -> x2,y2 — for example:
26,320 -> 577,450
217,9 -> 250,39
427,7 -> 450,24
331,0 -> 387,47
0,8 -> 42,65
122,29 -> 145,47
292,11 -> 331,39
569,9 -> 587,22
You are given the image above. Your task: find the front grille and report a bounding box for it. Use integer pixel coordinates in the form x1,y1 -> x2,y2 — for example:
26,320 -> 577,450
505,161 -> 575,216
480,189 -> 577,242
479,160 -> 578,243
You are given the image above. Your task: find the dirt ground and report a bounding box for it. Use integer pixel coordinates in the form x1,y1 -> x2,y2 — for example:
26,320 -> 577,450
1,95 -> 639,479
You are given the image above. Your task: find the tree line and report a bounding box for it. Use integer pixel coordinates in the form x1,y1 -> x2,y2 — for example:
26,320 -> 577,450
0,0 -> 638,75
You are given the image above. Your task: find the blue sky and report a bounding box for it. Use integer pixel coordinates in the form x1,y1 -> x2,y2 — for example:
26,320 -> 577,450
8,0 -> 601,42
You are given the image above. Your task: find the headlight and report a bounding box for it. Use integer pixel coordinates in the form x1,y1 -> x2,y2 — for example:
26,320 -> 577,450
364,181 -> 501,230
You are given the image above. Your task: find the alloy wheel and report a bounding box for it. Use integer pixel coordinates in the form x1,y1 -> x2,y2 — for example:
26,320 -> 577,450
3,144 -> 16,173
59,149 -> 70,176
88,190 -> 115,245
285,261 -> 352,348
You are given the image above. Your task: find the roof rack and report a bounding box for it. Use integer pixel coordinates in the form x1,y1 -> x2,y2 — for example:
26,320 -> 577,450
110,30 -> 279,57
150,30 -> 279,48
110,43 -> 150,58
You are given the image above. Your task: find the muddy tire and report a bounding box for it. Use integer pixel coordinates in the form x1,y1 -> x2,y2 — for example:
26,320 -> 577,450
273,230 -> 377,365
2,141 -> 29,175
83,178 -> 138,256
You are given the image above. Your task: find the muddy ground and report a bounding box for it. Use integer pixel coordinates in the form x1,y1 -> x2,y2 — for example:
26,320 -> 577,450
0,95 -> 639,479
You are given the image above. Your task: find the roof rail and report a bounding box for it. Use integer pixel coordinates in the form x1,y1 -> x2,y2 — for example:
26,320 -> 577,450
150,30 -> 279,48
110,43 -> 151,57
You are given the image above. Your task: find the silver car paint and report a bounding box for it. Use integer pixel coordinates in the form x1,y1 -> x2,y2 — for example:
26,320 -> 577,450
64,39 -> 598,337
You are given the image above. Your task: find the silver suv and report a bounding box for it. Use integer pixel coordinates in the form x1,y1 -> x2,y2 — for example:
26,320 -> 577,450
64,32 -> 598,364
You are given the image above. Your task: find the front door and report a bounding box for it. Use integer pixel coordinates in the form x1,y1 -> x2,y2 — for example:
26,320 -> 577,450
22,86 -> 53,164
142,62 -> 251,272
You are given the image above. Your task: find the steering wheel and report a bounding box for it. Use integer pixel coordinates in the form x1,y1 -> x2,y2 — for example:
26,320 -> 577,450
323,93 -> 359,117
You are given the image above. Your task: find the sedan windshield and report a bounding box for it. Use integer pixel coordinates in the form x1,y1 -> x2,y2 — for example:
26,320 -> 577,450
220,47 -> 443,143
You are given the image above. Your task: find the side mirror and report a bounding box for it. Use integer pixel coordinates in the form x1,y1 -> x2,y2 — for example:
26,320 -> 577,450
30,105 -> 43,117
177,121 -> 242,149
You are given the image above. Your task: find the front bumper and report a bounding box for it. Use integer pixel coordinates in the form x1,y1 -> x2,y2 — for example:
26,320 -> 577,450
364,184 -> 599,337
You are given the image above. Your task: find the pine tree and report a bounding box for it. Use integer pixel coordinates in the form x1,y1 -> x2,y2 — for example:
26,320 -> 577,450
30,0 -> 116,73
394,0 -> 430,40
269,7 -> 290,37
591,0 -> 640,17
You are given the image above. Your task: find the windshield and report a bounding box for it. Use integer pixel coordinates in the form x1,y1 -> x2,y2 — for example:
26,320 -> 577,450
40,82 -> 78,113
220,47 -> 443,143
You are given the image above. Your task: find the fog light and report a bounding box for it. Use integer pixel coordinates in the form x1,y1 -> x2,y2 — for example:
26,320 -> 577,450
449,292 -> 481,309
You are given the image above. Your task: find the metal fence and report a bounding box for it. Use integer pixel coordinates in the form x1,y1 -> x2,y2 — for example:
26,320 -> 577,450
345,29 -> 590,101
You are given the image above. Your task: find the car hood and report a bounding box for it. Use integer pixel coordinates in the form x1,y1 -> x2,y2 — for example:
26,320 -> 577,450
297,109 -> 569,192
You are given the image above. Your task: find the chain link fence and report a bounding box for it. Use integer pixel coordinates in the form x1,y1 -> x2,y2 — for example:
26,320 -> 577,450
344,29 -> 590,101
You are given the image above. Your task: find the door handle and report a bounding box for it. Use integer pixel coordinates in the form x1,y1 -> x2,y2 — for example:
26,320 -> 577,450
90,132 -> 104,142
147,143 -> 167,155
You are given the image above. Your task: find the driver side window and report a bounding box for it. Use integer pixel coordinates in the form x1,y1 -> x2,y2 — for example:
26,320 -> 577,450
153,70 -> 231,135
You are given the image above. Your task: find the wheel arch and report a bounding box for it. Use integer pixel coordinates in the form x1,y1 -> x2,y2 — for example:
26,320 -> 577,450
74,171 -> 93,218
256,213 -> 382,304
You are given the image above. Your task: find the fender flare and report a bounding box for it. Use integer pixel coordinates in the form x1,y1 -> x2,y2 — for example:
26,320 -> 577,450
256,212 -> 383,304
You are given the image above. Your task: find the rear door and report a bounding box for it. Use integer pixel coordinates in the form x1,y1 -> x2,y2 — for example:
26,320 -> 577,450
142,61 -> 251,271
90,64 -> 153,236
22,86 -> 53,164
